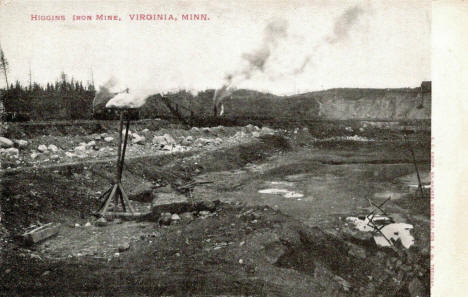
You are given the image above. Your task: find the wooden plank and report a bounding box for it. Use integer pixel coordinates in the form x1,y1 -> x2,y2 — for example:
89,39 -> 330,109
23,223 -> 60,245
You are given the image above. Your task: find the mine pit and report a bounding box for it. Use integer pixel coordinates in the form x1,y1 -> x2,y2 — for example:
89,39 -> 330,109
1,108 -> 430,297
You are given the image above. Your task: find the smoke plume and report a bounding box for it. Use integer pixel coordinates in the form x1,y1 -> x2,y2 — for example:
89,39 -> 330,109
213,18 -> 289,115
327,6 -> 364,44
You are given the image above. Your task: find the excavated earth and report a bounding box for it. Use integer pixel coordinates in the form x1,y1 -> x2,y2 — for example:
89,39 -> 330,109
0,122 -> 431,297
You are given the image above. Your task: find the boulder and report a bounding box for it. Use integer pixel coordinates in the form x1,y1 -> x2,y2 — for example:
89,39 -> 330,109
261,127 -> 275,135
193,138 -> 213,147
104,136 -> 114,142
74,145 -> 87,152
163,134 -> 176,145
153,134 -> 176,148
65,152 -> 76,158
37,144 -> 48,153
0,136 -> 14,148
245,124 -> 256,132
159,212 -> 172,225
48,144 -> 59,152
14,139 -> 28,148
132,134 -> 146,145
180,212 -> 195,222
2,147 -> 19,157
95,217 -> 107,227
171,214 -> 181,224
118,243 -> 130,252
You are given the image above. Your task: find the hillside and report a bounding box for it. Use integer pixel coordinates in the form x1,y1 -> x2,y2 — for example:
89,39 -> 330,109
142,86 -> 431,122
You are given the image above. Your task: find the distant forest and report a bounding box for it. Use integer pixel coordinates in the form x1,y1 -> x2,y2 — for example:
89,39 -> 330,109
0,73 -> 96,121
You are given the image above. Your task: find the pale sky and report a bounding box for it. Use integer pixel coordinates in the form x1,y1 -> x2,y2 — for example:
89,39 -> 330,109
0,0 -> 431,95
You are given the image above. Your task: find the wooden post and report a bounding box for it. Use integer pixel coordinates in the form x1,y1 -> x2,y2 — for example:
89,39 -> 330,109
97,110 -> 135,217
116,112 -> 124,183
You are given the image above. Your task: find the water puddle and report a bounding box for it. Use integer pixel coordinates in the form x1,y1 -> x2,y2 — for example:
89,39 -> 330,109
258,188 -> 304,199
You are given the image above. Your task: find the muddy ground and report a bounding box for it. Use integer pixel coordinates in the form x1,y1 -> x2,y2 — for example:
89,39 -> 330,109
0,122 -> 430,297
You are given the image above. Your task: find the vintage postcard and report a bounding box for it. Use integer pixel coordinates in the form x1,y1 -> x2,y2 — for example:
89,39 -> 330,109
0,0 -> 456,296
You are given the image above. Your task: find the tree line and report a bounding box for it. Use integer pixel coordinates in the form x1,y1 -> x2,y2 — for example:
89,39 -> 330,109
1,73 -> 96,121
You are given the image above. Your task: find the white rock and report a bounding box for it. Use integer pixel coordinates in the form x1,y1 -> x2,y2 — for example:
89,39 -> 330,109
14,139 -> 28,148
261,127 -> 275,135
132,134 -> 146,145
37,144 -> 48,153
50,154 -> 60,160
142,128 -> 149,133
0,136 -> 14,148
74,145 -> 87,152
30,152 -> 39,159
48,144 -> 59,152
65,152 -> 76,158
163,134 -> 176,145
87,141 -> 96,147
104,137 -> 114,142
171,214 -> 181,221
84,222 -> 92,227
2,147 -> 19,156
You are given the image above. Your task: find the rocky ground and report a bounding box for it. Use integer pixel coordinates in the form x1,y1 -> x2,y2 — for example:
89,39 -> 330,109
0,121 -> 431,297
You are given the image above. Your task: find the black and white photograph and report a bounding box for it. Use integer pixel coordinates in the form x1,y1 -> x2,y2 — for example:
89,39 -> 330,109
0,0 -> 436,296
